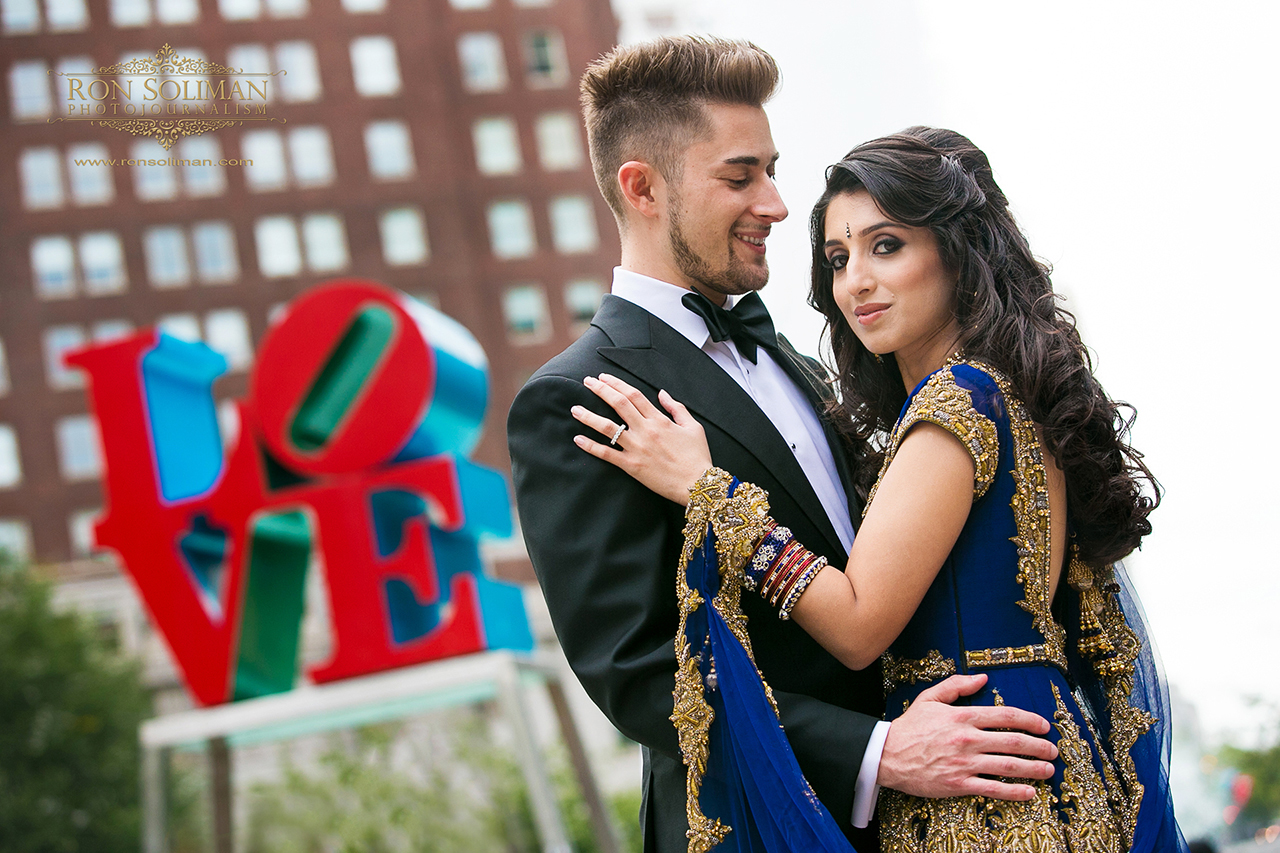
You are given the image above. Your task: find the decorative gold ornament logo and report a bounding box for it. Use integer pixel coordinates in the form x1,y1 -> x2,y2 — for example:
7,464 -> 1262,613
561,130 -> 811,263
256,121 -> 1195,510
49,43 -> 286,150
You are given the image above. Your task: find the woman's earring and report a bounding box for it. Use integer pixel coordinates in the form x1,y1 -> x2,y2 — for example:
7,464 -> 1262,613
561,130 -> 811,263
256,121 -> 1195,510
873,353 -> 883,364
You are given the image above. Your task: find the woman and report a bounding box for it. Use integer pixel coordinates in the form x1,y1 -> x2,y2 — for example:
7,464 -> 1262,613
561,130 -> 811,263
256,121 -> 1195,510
571,128 -> 1185,852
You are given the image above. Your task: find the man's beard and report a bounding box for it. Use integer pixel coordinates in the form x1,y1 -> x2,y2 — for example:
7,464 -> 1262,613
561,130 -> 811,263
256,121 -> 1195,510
668,195 -> 768,297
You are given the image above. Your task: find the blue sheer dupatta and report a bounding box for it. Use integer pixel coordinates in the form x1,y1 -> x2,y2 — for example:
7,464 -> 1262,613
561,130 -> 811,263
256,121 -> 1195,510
673,469 -> 857,853
1063,557 -> 1189,853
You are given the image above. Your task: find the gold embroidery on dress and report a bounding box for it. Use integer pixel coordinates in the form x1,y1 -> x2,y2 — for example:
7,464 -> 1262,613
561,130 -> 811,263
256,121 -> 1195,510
965,643 -> 1059,670
882,649 -> 957,694
873,360 -> 1151,853
672,467 -> 801,851
866,364 -> 1000,508
878,682 -> 1133,853
1051,683 -> 1120,853
884,644 -> 1074,693
673,469 -> 732,853
880,783 -> 1067,853
981,367 -> 1069,673
1066,557 -> 1154,846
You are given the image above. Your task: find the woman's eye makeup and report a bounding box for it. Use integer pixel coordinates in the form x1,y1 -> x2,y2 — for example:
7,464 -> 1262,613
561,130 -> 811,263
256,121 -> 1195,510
873,236 -> 903,254
822,253 -> 848,271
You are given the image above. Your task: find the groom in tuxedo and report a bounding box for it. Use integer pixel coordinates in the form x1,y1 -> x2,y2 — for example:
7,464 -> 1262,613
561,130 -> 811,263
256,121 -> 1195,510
507,36 -> 1058,851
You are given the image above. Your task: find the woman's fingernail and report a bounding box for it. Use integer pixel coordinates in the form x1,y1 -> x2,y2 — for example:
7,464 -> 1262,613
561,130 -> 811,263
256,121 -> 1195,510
573,435 -> 587,446
599,373 -> 615,382
571,405 -> 583,416
583,376 -> 597,386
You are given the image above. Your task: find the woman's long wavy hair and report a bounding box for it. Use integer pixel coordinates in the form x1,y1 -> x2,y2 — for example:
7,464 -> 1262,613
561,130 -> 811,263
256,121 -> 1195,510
809,127 -> 1158,566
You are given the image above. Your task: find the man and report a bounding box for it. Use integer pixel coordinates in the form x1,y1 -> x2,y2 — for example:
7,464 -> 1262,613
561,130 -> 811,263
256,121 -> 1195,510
507,36 -> 1057,851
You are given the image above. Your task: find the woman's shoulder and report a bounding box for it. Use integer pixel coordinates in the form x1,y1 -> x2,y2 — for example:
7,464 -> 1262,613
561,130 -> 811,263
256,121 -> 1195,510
907,357 -> 1009,419
898,357 -> 1007,498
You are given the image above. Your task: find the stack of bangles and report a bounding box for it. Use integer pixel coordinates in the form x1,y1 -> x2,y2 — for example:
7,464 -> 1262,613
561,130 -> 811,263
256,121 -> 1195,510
744,519 -> 827,620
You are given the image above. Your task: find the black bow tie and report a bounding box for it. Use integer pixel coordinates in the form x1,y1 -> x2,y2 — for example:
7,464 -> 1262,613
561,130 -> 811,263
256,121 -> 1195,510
681,291 -> 778,364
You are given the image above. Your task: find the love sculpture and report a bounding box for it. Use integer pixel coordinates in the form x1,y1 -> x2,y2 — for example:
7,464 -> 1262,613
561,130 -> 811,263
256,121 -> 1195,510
69,281 -> 533,707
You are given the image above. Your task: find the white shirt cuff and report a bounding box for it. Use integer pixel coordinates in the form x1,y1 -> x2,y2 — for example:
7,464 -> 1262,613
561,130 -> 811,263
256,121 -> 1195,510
850,720 -> 890,828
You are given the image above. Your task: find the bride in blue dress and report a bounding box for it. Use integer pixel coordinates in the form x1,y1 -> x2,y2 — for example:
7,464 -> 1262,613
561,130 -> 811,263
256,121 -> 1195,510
571,127 -> 1185,853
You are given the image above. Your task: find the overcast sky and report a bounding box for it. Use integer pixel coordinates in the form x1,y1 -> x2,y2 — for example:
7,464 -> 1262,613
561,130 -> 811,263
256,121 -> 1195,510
617,0 -> 1280,744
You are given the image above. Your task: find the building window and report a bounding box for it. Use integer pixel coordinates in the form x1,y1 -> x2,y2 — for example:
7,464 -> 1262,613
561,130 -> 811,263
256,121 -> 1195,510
178,136 -> 226,197
44,325 -> 87,389
275,41 -> 321,102
457,32 -> 507,92
350,36 -> 401,97
110,0 -> 149,25
263,0 -> 304,16
565,278 -> 605,330
340,0 -> 383,13
56,415 -> 103,481
66,144 -> 115,204
46,0 -> 89,28
242,127 -> 333,190
288,126 -> 335,187
301,213 -> 349,272
502,284 -> 551,344
226,44 -> 280,104
227,44 -> 271,89
68,508 -> 101,557
378,207 -> 429,266
166,46 -> 209,103
131,140 -> 178,201
523,30 -> 568,88
158,313 -> 201,342
156,0 -> 199,23
91,320 -> 133,342
218,0 -> 300,15
31,236 -> 77,299
242,129 -> 288,191
192,221 -> 239,284
217,0 -> 258,21
535,112 -> 584,171
254,216 -> 302,277
0,425 -> 21,489
487,200 -> 536,259
205,309 -> 253,370
79,232 -> 127,294
549,195 -> 599,254
364,120 -> 415,180
55,54 -> 94,91
9,60 -> 52,121
115,50 -> 153,112
472,116 -> 522,176
0,520 -> 32,562
143,226 -> 191,289
0,337 -> 9,396
19,147 -> 64,209
2,0 -> 40,32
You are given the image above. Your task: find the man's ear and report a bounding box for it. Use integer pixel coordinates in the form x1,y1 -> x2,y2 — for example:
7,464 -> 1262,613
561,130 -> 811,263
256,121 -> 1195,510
617,160 -> 665,220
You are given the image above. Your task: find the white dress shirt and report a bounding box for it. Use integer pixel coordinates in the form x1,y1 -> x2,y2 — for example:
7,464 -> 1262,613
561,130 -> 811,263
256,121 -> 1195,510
609,267 -> 887,827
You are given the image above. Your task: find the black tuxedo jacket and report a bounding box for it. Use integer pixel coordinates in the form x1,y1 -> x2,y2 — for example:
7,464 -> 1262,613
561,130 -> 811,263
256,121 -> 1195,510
507,295 -> 884,851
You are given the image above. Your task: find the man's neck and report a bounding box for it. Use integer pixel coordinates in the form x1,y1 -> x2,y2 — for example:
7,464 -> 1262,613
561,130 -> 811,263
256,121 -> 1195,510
619,241 -> 714,301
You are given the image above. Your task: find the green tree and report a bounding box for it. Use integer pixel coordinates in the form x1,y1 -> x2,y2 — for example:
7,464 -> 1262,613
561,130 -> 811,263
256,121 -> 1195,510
1221,704 -> 1280,833
0,556 -> 153,852
244,713 -> 642,853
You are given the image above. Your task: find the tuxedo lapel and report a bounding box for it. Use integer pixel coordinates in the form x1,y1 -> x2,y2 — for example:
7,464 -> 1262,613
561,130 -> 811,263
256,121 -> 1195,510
590,297 -> 847,558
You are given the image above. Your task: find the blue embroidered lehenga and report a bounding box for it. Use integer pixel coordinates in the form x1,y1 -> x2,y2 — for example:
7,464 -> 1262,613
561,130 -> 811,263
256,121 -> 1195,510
674,358 -> 1186,853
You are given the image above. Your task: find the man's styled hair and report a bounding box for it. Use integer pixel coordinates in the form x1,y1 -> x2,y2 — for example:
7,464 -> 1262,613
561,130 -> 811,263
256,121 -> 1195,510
580,35 -> 779,222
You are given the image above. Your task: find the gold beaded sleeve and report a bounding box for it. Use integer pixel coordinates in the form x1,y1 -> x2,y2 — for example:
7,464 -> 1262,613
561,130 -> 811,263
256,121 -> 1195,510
867,367 -> 1000,508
